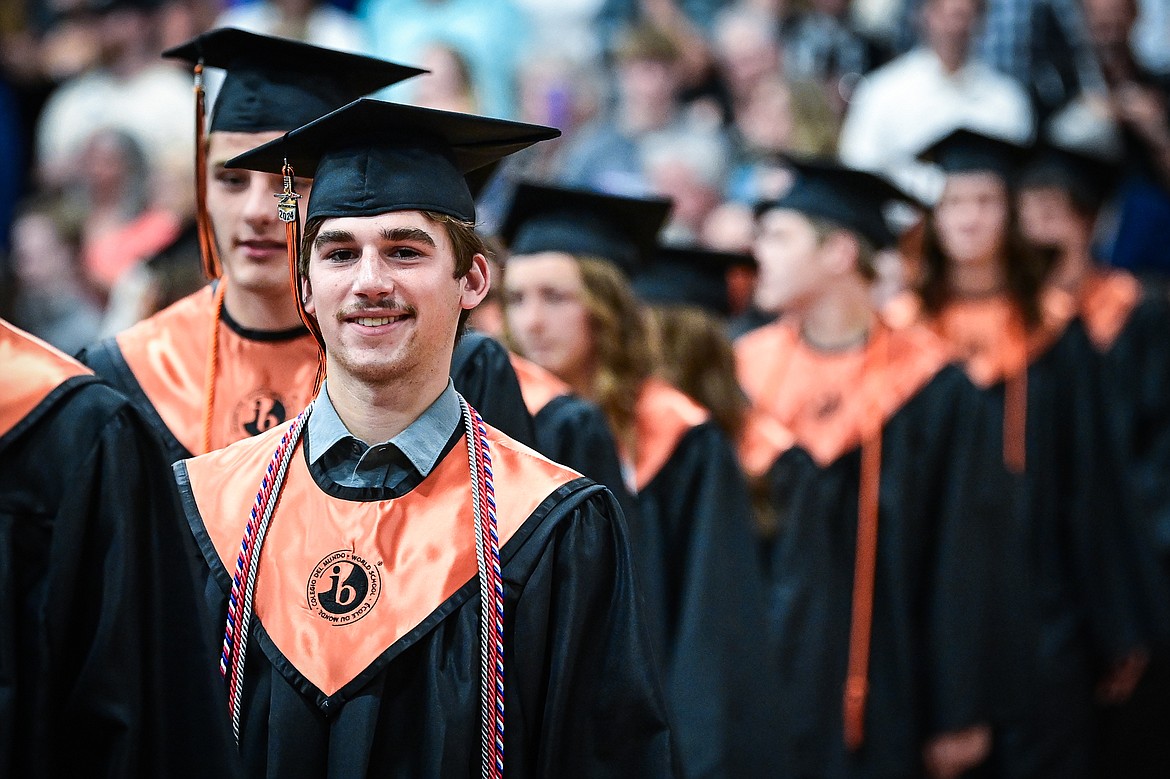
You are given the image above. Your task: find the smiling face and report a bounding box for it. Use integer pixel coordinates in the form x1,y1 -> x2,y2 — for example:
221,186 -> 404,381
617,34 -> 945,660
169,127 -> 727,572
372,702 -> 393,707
303,210 -> 488,388
502,251 -> 597,389
207,130 -> 313,301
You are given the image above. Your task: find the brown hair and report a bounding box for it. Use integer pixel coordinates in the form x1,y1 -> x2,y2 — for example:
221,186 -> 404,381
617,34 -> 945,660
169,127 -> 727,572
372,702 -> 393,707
917,200 -> 1053,327
573,257 -> 654,452
645,304 -> 747,441
299,210 -> 488,337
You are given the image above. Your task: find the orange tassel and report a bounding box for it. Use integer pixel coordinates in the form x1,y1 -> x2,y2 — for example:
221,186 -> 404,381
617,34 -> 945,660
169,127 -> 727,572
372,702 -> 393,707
279,161 -> 325,395
200,281 -> 226,454
843,328 -> 887,751
194,62 -> 223,280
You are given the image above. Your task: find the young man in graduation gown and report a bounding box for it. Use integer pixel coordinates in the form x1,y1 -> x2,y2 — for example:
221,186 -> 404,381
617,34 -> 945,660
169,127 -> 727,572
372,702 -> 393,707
734,160 -> 1010,778
76,30 -> 424,463
0,319 -> 239,778
173,98 -> 676,777
500,182 -> 779,778
1017,137 -> 1170,778
904,127 -> 1165,777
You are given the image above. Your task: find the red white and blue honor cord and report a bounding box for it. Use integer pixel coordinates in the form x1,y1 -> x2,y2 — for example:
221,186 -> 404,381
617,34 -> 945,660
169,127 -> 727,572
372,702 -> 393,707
218,397 -> 505,779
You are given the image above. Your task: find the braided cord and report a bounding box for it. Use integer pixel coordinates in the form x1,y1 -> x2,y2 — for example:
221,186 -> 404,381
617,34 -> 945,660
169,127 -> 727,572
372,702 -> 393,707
217,397 -> 500,768
460,397 -> 504,779
221,405 -> 312,743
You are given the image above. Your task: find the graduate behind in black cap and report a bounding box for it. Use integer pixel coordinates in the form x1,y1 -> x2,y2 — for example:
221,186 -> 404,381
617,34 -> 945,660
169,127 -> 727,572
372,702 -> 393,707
1018,136 -> 1170,777
176,98 -> 676,776
734,158 -> 1011,779
501,181 -> 779,779
77,29 -> 423,463
635,245 -> 754,443
905,126 -> 1166,778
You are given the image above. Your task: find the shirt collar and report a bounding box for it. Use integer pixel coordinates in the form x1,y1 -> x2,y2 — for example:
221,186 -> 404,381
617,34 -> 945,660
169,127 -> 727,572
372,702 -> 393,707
307,378 -> 462,477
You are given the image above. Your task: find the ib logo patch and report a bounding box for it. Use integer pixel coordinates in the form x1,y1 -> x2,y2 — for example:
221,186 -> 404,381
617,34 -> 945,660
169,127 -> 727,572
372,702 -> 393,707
232,390 -> 287,437
306,551 -> 381,626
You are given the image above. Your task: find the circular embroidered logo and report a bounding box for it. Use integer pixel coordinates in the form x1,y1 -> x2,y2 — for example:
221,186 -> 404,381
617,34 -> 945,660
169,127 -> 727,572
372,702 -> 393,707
306,551 -> 381,626
232,390 -> 288,437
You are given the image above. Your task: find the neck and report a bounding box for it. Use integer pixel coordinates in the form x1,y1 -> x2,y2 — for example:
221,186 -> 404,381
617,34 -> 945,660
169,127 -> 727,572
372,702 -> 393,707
798,275 -> 875,351
932,43 -> 968,74
222,280 -> 305,331
324,363 -> 451,444
947,255 -> 1005,298
1049,244 -> 1094,293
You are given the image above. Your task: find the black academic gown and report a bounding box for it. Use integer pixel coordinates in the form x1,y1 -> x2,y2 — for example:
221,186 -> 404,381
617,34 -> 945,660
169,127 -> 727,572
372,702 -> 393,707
1073,273 -> 1170,778
928,301 -> 1164,779
0,326 -> 239,778
625,378 -> 780,778
451,331 -> 538,448
174,417 -> 677,778
751,367 -> 1007,779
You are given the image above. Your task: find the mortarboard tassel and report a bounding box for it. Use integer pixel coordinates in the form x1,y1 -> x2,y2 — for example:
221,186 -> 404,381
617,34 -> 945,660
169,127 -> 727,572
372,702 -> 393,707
843,326 -> 888,751
1003,323 -> 1028,474
278,161 -> 326,395
193,62 -> 223,280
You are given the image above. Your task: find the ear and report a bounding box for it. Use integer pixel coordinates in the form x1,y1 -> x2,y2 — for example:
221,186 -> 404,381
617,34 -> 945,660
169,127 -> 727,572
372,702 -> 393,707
301,274 -> 315,317
459,253 -> 490,310
820,229 -> 862,276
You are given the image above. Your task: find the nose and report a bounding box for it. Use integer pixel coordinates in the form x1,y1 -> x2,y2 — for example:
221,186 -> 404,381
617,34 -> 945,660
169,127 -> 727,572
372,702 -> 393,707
352,248 -> 395,298
242,176 -> 277,229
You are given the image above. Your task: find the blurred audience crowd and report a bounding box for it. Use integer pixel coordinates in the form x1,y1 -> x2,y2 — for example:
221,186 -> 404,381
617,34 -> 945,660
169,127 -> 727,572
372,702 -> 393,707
1,0 -> 1169,346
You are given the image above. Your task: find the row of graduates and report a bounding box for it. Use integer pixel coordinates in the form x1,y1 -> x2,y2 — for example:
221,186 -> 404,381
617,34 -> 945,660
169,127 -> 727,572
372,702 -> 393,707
4,25 -> 1169,779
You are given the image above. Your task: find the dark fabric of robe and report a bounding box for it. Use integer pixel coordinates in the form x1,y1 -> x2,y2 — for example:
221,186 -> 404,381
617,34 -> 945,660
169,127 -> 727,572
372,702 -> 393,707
737,320 -> 1010,778
450,331 -> 538,448
0,321 -> 240,779
625,378 -> 781,778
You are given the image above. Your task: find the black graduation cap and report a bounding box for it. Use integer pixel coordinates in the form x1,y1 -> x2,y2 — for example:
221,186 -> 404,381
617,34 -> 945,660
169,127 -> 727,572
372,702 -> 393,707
916,127 -> 1029,179
1017,140 -> 1119,213
756,157 -> 920,248
499,183 -> 671,276
633,245 -> 755,316
224,98 -> 561,223
162,28 -> 426,133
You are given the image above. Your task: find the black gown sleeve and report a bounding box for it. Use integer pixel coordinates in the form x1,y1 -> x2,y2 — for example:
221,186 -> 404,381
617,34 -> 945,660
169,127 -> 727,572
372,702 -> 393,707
533,393 -> 639,522
634,423 -> 782,778
0,379 -> 239,778
450,331 -> 538,448
509,484 -> 680,778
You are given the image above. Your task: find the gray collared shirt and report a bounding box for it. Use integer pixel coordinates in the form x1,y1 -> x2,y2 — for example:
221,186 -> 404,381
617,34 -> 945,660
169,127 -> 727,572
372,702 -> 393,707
306,379 -> 462,490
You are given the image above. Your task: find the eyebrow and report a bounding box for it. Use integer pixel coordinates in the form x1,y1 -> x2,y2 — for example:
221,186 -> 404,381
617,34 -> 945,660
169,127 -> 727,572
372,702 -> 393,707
315,229 -> 355,249
380,226 -> 436,248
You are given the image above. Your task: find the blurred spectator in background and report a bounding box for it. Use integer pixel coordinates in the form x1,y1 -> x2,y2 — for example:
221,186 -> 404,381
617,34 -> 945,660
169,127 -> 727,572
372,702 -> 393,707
781,0 -> 887,112
411,42 -> 479,113
710,2 -> 782,117
216,0 -> 370,50
8,195 -> 103,355
644,130 -> 730,244
70,128 -> 180,301
1075,0 -> 1170,276
560,24 -> 724,194
514,0 -> 607,65
357,0 -> 527,118
839,0 -> 1034,201
33,0 -> 193,198
726,76 -> 839,205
